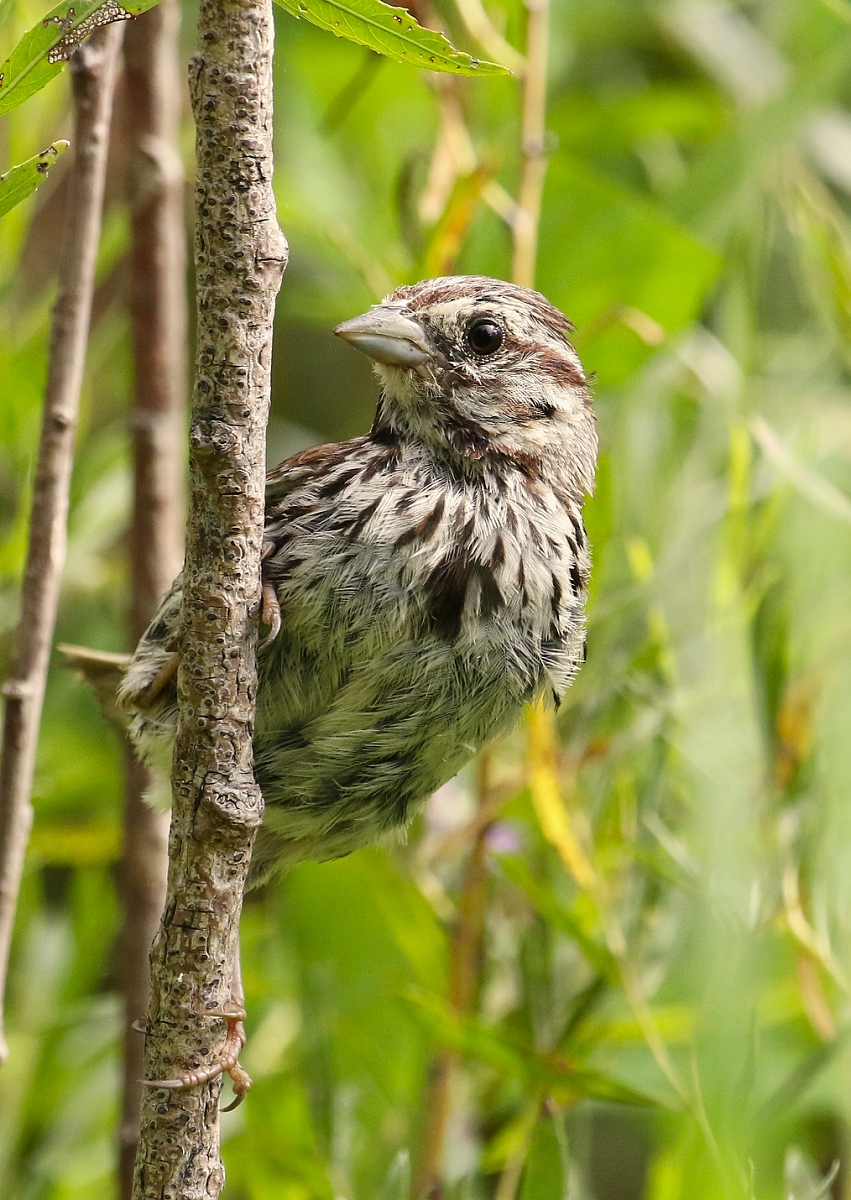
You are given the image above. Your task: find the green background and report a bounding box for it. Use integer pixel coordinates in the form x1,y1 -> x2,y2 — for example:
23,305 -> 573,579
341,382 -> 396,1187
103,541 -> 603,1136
3,0 -> 851,1196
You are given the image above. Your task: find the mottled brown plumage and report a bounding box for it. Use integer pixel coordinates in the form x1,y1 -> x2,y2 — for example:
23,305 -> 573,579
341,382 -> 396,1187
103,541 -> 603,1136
121,275 -> 597,881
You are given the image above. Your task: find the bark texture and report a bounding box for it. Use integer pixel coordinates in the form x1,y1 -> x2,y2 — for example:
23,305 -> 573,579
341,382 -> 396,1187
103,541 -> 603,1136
131,0 -> 287,1189
119,2 -> 187,1190
0,24 -> 123,1064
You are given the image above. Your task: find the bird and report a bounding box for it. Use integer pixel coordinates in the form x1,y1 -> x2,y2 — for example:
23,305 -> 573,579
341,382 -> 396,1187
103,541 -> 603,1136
94,274 -> 599,1104
118,275 -> 598,889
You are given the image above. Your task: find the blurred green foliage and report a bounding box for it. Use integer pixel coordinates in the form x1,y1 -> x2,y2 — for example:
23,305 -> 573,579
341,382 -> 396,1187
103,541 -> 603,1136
3,0 -> 851,1197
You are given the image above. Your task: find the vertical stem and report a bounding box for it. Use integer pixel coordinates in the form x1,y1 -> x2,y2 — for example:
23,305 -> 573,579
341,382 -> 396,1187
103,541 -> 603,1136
415,0 -> 551,1186
124,0 -> 186,636
415,755 -> 493,1200
513,0 -> 570,1046
118,3 -> 186,1191
118,754 -> 170,1192
511,0 -> 549,290
130,0 -> 287,1189
0,24 -> 123,1064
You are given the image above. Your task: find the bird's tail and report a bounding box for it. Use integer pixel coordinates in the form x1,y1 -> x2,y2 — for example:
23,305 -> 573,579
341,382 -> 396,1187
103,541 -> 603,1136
58,644 -> 132,733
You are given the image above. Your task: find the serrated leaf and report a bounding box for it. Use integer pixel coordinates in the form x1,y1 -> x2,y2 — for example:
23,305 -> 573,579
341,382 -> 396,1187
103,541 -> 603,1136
273,0 -> 508,76
0,0 -> 159,118
0,140 -> 69,220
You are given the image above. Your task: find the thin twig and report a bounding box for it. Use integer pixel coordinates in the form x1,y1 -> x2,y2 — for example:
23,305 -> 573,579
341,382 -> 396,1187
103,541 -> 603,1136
0,23 -> 124,1065
130,0 -> 287,1186
430,774 -> 519,861
415,753 -> 494,1200
511,0 -> 549,290
418,75 -> 477,227
118,2 -> 187,1192
452,0 -> 525,75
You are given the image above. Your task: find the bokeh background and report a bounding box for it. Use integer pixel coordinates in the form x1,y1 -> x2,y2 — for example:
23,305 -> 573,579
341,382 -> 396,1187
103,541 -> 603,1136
3,0 -> 851,1196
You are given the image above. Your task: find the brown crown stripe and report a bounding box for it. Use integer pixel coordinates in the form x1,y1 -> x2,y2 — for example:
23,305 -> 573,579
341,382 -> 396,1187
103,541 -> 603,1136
278,502 -> 314,523
369,419 -> 401,448
394,490 -> 419,514
527,521 -> 544,552
395,276 -> 574,339
477,563 -> 504,618
534,350 -> 586,389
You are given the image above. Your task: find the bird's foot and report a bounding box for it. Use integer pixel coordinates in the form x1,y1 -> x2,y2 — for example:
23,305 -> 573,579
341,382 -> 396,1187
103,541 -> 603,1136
144,1008 -> 252,1111
259,545 -> 282,650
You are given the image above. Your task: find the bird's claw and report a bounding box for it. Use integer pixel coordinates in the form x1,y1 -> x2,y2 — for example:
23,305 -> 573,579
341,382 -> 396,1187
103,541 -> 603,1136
259,578 -> 281,651
143,1009 -> 252,1111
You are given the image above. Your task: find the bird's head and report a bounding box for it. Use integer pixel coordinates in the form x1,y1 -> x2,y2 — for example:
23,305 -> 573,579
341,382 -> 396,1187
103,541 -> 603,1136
334,276 -> 596,494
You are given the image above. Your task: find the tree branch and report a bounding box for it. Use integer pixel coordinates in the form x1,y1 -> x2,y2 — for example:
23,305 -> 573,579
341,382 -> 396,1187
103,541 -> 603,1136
0,23 -> 124,1065
130,0 -> 287,1188
118,3 -> 187,1191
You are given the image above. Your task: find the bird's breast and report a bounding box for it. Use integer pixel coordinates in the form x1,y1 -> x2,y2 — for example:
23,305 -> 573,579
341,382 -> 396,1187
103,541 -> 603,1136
265,460 -> 588,685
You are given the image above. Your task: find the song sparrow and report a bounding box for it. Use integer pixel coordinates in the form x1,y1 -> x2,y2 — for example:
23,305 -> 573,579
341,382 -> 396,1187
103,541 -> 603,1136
120,275 -> 597,882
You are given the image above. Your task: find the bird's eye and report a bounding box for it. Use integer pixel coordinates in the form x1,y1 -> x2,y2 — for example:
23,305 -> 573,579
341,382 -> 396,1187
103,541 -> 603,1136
467,319 -> 504,356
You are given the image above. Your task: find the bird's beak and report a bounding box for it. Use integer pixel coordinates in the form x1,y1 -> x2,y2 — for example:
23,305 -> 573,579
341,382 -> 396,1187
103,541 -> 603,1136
334,305 -> 432,367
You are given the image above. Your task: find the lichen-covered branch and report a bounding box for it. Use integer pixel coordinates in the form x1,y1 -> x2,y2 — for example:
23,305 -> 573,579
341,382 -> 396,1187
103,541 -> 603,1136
118,3 -> 186,1192
130,0 -> 287,1189
0,24 -> 123,1066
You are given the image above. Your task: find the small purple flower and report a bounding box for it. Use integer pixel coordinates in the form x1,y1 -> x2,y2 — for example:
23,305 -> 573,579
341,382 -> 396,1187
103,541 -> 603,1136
485,822 -> 523,855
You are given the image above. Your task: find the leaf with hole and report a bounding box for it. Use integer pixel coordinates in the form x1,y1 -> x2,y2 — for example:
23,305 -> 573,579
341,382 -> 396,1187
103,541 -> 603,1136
0,140 -> 69,220
0,0 -> 160,118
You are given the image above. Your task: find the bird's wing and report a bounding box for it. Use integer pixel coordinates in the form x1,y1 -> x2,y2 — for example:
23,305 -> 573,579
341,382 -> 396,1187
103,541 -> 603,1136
264,436 -> 371,512
122,436 -> 373,709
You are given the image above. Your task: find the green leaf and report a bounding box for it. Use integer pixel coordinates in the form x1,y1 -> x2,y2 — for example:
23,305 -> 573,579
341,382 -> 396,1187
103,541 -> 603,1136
0,140 -> 69,220
403,986 -> 654,1106
0,0 -> 160,118
537,155 -> 721,385
498,853 -> 618,981
520,1114 -> 568,1200
273,0 -> 508,76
